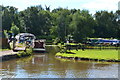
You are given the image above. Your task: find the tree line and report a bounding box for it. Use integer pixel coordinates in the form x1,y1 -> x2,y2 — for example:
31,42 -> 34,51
1,5 -> 120,43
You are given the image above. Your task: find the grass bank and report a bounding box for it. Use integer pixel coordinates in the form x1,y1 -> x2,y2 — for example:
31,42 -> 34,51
55,49 -> 120,62
1,48 -> 33,61
0,49 -> 10,51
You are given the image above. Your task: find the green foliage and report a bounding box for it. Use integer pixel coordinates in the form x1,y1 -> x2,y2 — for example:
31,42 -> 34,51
56,9 -> 71,41
37,35 -> 55,40
17,48 -> 32,57
2,6 -> 18,30
2,5 -> 120,43
53,38 -> 60,45
11,23 -> 19,36
26,48 -> 33,55
94,11 -> 119,38
71,10 -> 95,42
17,51 -> 25,57
2,30 -> 8,38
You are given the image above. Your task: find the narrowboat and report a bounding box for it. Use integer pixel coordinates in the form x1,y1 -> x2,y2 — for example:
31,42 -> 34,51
33,39 -> 46,52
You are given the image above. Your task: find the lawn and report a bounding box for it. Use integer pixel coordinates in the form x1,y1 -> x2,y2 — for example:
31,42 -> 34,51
56,49 -> 120,61
0,49 -> 10,51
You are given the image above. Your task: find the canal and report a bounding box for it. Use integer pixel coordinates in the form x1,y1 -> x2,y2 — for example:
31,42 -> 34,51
1,46 -> 118,78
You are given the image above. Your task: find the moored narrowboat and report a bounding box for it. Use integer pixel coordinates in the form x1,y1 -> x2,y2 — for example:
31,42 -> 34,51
33,39 -> 46,52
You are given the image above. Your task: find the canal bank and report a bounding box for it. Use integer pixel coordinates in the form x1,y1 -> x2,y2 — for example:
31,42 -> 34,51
55,49 -> 120,62
0,45 -> 59,62
0,50 -> 18,61
0,48 -> 32,61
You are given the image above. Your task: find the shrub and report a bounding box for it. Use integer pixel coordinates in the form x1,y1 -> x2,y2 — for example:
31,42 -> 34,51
11,23 -> 19,36
17,48 -> 33,57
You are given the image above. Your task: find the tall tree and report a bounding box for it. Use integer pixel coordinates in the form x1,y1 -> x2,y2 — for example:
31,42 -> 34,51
56,8 -> 71,41
2,6 -> 18,31
70,10 -> 95,42
94,11 -> 117,38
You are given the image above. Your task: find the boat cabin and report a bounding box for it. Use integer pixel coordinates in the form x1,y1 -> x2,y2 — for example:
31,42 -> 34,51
33,39 -> 46,52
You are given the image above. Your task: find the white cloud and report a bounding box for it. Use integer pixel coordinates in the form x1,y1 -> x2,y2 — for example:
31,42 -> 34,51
81,0 -> 119,14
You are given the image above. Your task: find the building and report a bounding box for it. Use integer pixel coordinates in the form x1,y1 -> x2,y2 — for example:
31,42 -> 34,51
0,31 -> 10,49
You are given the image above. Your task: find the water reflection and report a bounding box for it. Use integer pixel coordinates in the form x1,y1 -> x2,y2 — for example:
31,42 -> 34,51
1,46 -> 119,78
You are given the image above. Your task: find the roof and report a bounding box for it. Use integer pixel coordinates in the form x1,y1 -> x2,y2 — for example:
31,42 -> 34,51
15,33 -> 36,39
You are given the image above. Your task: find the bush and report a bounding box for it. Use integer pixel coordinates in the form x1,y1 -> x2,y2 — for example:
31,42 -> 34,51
53,38 -> 60,45
17,48 -> 33,57
11,23 -> 19,36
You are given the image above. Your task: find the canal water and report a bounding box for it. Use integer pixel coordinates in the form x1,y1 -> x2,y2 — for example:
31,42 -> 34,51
1,46 -> 119,78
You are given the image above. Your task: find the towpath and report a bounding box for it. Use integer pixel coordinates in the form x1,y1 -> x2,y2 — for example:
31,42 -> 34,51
0,50 -> 18,57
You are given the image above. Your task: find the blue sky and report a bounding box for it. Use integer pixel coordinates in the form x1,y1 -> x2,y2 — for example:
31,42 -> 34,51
1,0 -> 120,14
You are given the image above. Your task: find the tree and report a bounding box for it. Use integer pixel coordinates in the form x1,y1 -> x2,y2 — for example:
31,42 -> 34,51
94,11 -> 117,38
45,5 -> 50,11
11,23 -> 19,36
18,6 -> 53,37
1,5 -> 119,42
56,8 -> 71,41
2,6 -> 18,31
70,10 -> 95,42
114,10 -> 120,38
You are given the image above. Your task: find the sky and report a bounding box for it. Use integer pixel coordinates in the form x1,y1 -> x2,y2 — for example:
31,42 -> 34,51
1,0 -> 120,14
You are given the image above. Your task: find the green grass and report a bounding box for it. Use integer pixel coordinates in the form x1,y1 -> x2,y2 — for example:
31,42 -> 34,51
0,49 -> 10,51
56,49 -> 119,60
58,43 -> 81,45
65,43 -> 78,45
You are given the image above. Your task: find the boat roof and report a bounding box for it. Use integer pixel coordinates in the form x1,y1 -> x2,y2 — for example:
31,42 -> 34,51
15,33 -> 36,39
